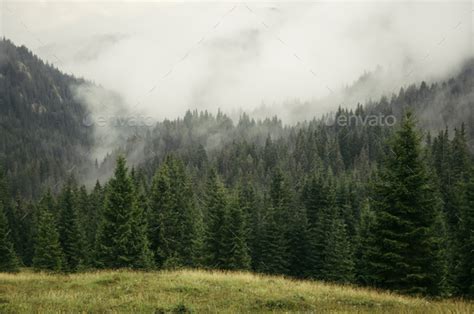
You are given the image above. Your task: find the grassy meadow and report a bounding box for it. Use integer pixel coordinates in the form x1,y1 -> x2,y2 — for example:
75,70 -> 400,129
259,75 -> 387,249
0,269 -> 472,313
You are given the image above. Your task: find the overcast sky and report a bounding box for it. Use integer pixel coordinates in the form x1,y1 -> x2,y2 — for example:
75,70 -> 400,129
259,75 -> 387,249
1,1 -> 472,121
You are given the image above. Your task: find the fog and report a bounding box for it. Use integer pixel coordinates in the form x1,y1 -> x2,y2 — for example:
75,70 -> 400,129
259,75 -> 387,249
2,1 -> 472,123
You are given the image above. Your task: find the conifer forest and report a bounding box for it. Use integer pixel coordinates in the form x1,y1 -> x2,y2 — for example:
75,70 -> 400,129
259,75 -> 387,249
0,2 -> 473,311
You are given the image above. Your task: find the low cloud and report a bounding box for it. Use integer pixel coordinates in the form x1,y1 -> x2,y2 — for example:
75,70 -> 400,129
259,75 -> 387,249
3,1 -> 472,124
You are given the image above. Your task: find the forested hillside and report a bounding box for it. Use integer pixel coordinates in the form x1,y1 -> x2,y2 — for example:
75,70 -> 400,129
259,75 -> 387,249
0,40 -> 472,298
1,111 -> 473,297
0,38 -> 95,198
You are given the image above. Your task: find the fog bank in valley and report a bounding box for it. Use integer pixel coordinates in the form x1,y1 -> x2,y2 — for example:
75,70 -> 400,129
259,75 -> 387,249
2,1 -> 472,124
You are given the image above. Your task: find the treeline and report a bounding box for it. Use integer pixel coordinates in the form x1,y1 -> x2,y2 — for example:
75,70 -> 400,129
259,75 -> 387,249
0,112 -> 472,298
1,38 -> 472,202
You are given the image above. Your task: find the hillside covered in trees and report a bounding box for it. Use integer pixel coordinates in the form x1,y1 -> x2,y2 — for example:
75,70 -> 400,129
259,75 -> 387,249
0,38 -> 94,198
0,39 -> 473,299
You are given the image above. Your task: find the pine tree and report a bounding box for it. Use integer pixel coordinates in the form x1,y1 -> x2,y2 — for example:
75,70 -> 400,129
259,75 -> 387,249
303,174 -> 332,279
238,180 -> 263,271
221,196 -> 251,270
149,160 -> 174,267
322,216 -> 354,283
370,112 -> 446,295
149,156 -> 201,268
203,169 -> 228,268
267,168 -> 292,274
259,204 -> 289,275
455,172 -> 474,297
95,156 -> 153,269
430,209 -> 450,296
0,201 -> 18,272
354,201 -> 377,285
32,208 -> 63,272
11,196 -> 34,266
87,181 -> 103,248
287,205 -> 309,278
58,179 -> 86,272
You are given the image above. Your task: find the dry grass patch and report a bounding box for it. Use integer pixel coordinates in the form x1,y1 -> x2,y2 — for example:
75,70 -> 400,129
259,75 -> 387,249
0,269 -> 472,313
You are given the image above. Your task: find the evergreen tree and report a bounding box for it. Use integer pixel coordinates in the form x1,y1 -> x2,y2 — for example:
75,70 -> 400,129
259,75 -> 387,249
221,196 -> 251,270
267,168 -> 292,273
303,174 -> 332,279
0,201 -> 18,272
322,216 -> 354,283
370,112 -> 446,295
58,179 -> 86,272
238,180 -> 263,271
32,208 -> 63,272
354,201 -> 377,285
287,205 -> 309,278
455,172 -> 474,297
11,196 -> 34,266
203,169 -> 228,268
149,160 -> 174,267
149,156 -> 201,268
259,204 -> 289,274
95,156 -> 153,269
430,209 -> 450,296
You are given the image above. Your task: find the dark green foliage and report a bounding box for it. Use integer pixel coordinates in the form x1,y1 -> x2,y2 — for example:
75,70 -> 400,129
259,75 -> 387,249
259,205 -> 289,275
203,169 -> 229,268
57,179 -> 86,272
370,112 -> 446,295
85,181 -> 104,253
221,196 -> 251,270
266,169 -> 292,274
287,206 -> 309,278
238,181 -> 263,271
455,172 -> 474,297
0,39 -> 94,199
322,216 -> 354,283
354,201 -> 377,285
302,175 -> 332,279
0,201 -> 18,272
95,156 -> 153,269
32,208 -> 63,272
149,156 -> 201,268
0,39 -> 473,298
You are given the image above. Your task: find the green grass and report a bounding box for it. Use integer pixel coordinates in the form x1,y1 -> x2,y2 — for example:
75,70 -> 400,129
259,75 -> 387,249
0,269 -> 472,313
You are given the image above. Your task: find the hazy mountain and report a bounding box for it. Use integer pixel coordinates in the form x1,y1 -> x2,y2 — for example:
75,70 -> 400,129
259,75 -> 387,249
0,38 -> 94,198
0,38 -> 472,197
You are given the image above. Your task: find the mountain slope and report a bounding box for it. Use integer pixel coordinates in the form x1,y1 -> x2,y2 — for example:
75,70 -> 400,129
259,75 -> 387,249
0,269 -> 472,313
0,39 -> 93,198
0,38 -> 472,198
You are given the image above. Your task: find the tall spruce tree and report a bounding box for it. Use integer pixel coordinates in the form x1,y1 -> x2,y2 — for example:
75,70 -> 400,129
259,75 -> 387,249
303,174 -> 332,279
221,195 -> 251,270
455,171 -> 474,297
322,216 -> 354,283
32,208 -> 63,272
238,180 -> 263,271
149,160 -> 174,267
203,169 -> 228,268
287,205 -> 309,278
58,179 -> 86,272
267,168 -> 292,274
149,156 -> 201,268
354,201 -> 377,285
95,156 -> 153,269
259,204 -> 289,275
370,112 -> 446,295
0,201 -> 18,272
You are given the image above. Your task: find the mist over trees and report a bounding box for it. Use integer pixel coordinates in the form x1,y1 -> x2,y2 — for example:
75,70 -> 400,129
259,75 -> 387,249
1,109 -> 472,297
0,39 -> 473,298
